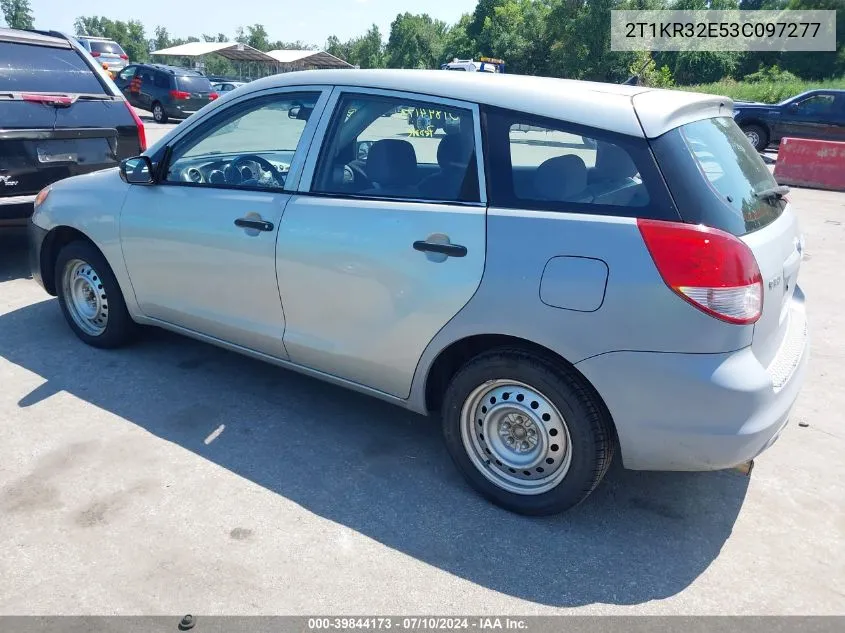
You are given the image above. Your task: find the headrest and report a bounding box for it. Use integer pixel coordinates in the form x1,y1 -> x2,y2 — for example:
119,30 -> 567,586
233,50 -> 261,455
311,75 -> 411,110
534,155 -> 588,201
367,139 -> 417,187
593,141 -> 638,180
437,135 -> 469,169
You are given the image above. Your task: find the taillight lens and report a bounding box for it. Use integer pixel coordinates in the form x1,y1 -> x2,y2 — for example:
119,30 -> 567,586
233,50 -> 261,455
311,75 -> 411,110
637,219 -> 763,325
169,90 -> 191,100
91,51 -> 101,57
120,54 -> 129,60
123,100 -> 147,152
209,92 -> 219,100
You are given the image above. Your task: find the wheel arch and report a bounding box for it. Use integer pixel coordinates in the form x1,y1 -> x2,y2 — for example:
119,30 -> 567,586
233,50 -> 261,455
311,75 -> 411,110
421,333 -> 618,446
739,118 -> 771,137
39,226 -> 101,296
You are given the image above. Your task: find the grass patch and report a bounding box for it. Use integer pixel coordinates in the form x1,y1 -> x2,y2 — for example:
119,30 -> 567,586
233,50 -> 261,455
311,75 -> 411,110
676,77 -> 845,104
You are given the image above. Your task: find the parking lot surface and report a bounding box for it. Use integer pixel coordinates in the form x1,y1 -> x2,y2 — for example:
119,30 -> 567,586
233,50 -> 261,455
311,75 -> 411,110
0,115 -> 843,614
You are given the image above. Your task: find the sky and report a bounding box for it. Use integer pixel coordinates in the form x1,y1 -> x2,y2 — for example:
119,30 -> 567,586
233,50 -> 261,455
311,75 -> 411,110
27,0 -> 479,48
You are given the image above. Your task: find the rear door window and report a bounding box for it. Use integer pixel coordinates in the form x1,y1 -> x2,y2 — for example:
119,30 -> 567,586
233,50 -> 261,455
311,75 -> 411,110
483,106 -> 676,219
652,116 -> 785,236
176,75 -> 213,93
0,42 -> 106,94
153,72 -> 170,89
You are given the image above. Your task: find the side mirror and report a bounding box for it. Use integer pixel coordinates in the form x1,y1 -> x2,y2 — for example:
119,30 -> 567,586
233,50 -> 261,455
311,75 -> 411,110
119,156 -> 154,184
787,103 -> 799,113
288,105 -> 301,119
356,140 -> 374,161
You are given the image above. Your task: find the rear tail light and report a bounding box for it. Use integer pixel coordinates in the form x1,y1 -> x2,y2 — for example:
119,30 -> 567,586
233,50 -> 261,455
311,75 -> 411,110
209,92 -> 219,100
169,90 -> 191,100
123,100 -> 147,152
120,54 -> 129,60
91,51 -> 101,57
637,219 -> 763,325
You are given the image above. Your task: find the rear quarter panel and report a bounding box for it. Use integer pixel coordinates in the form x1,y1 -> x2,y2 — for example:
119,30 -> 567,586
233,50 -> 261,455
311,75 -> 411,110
408,208 -> 754,412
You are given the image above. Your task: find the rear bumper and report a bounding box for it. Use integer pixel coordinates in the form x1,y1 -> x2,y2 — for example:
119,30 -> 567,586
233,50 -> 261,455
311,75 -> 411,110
576,294 -> 809,471
0,195 -> 36,226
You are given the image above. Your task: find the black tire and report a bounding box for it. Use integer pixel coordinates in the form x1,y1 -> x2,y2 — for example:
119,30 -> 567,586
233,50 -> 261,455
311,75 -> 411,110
441,348 -> 614,515
54,240 -> 137,349
741,124 -> 768,152
152,101 -> 168,124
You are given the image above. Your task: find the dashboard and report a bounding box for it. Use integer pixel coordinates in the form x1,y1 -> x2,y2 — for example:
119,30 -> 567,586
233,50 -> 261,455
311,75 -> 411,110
170,152 -> 293,188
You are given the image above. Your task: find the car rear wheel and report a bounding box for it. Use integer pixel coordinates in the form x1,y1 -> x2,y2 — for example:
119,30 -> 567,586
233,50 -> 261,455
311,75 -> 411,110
55,241 -> 136,349
741,124 -> 768,152
152,101 -> 168,124
441,348 -> 614,515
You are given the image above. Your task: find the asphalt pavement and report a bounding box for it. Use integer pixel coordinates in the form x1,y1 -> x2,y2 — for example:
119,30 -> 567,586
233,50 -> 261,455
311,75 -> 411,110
0,126 -> 842,614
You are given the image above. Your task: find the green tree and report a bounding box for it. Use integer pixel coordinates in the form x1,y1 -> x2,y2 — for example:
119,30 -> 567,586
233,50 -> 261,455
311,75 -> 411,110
1,0 -> 34,29
475,0 -> 552,75
244,24 -> 270,51
442,13 -> 476,61
385,12 -> 449,69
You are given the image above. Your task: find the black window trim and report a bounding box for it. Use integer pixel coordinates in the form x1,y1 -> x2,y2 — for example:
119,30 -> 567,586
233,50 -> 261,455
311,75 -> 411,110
153,89 -> 324,194
306,88 -> 485,207
480,104 -> 680,222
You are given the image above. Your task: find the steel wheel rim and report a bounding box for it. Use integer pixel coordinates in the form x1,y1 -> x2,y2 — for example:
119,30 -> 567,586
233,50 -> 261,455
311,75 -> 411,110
153,105 -> 163,121
62,259 -> 109,336
460,379 -> 573,495
745,130 -> 760,147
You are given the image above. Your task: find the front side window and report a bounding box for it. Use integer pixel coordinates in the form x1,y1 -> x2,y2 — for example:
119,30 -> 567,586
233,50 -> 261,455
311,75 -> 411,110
312,93 -> 479,203
485,107 -> 655,213
165,92 -> 320,190
793,94 -> 835,115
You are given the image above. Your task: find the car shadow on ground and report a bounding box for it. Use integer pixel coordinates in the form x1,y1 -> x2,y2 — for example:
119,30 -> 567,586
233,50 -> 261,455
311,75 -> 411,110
0,230 -> 32,283
0,248 -> 750,608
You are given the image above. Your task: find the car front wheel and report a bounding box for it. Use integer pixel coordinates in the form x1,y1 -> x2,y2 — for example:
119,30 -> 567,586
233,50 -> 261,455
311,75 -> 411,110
441,348 -> 614,515
55,241 -> 136,349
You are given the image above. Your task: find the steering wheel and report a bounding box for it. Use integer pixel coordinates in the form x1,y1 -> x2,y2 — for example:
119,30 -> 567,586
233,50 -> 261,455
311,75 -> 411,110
230,154 -> 285,186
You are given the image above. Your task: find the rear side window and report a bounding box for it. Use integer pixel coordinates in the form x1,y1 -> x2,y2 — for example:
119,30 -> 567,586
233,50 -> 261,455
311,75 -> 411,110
0,42 -> 106,94
484,106 -> 676,220
652,117 -> 784,236
176,75 -> 213,92
154,73 -> 169,89
88,40 -> 125,56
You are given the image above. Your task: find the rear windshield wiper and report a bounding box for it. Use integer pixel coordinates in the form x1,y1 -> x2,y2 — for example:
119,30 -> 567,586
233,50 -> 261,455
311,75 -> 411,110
754,185 -> 790,201
74,94 -> 116,101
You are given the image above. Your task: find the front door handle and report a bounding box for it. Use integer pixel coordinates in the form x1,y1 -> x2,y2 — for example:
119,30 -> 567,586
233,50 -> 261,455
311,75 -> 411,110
413,240 -> 467,258
235,217 -> 274,232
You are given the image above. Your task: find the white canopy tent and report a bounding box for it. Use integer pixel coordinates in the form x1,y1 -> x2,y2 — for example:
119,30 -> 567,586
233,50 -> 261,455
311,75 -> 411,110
150,42 -> 352,80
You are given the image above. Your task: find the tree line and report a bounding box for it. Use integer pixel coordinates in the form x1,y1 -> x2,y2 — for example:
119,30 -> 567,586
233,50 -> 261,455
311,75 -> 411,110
3,0 -> 843,85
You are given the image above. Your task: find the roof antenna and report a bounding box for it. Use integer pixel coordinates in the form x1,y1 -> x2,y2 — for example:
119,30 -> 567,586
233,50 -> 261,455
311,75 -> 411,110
622,57 -> 652,86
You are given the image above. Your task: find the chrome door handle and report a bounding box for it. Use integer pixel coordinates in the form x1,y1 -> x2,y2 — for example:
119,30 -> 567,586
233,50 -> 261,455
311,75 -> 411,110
234,217 -> 274,232
413,240 -> 467,258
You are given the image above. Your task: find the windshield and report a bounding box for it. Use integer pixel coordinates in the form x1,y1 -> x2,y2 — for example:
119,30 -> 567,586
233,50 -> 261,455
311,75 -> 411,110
652,116 -> 784,236
176,75 -> 213,92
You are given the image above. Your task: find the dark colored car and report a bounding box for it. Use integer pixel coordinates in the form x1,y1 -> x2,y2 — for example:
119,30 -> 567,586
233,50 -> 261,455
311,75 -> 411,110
114,64 -> 218,124
733,89 -> 845,151
0,28 -> 146,228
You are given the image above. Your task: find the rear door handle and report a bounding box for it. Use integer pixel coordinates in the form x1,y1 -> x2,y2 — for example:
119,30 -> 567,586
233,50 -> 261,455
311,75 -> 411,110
413,240 -> 467,258
234,217 -> 274,232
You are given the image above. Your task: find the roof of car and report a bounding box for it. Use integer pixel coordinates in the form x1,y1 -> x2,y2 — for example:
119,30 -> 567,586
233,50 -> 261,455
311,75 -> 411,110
137,63 -> 205,76
0,27 -> 71,48
239,69 -> 732,138
76,35 -> 117,41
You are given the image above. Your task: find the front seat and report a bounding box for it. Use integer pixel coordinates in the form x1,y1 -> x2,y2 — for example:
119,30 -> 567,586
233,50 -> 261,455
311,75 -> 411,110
533,155 -> 593,203
359,139 -> 419,198
419,135 -> 470,200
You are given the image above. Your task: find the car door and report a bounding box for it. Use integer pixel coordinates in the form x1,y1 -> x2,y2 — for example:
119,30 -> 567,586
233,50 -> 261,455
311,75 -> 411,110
119,87 -> 330,356
774,93 -> 841,141
276,88 -> 487,398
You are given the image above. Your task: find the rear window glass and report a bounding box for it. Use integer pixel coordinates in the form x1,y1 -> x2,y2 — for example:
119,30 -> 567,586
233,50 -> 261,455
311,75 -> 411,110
89,40 -> 125,55
653,117 -> 784,236
0,42 -> 106,94
176,75 -> 213,92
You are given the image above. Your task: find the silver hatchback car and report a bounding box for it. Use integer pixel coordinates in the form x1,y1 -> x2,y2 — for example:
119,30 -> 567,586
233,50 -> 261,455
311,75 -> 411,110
29,70 -> 809,515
